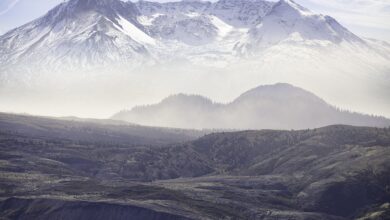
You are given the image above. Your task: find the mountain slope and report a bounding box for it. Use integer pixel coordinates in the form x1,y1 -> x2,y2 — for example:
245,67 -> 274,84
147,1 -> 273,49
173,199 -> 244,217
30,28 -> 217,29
237,0 -> 363,53
112,83 -> 390,129
0,0 -> 155,73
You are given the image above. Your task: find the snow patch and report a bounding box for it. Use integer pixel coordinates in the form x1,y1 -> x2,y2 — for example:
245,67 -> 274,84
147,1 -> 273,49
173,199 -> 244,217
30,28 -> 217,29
116,16 -> 156,45
186,12 -> 200,18
137,14 -> 163,26
209,16 -> 233,39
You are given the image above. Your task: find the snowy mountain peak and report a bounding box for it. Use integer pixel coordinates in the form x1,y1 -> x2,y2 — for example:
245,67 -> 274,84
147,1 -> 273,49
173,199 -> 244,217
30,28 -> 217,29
233,0 -> 364,52
0,0 -> 383,75
41,0 -> 139,27
0,0 -> 155,73
271,0 -> 312,16
65,0 -> 138,16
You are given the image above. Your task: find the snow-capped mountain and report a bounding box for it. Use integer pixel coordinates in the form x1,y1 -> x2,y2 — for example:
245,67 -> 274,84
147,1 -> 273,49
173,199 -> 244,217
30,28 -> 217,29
0,0 -> 389,118
112,83 -> 390,130
0,0 -> 382,73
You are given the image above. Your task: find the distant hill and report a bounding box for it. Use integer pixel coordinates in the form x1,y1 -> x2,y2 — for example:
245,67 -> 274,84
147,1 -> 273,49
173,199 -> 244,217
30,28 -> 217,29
112,83 -> 390,129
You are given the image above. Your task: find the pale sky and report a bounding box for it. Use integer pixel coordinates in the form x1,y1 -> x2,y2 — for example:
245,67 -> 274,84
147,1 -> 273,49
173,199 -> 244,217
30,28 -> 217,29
0,0 -> 389,41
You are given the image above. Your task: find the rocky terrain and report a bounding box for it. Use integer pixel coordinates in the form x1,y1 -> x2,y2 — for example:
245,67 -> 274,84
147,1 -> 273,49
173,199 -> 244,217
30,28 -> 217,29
0,113 -> 389,219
